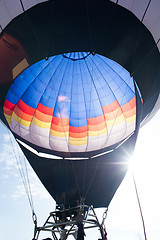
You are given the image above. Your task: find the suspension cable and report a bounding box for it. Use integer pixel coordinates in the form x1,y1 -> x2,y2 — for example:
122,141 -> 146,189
7,128 -> 36,220
19,0 -> 46,58
132,171 -> 148,240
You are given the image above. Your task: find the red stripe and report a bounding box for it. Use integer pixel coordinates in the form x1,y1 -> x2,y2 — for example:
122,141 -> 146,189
121,96 -> 136,112
51,124 -> 69,132
37,102 -> 54,115
17,99 -> 35,115
3,99 -> 15,110
52,116 -> 69,126
69,132 -> 87,138
69,125 -> 87,133
87,115 -> 105,125
102,100 -> 119,114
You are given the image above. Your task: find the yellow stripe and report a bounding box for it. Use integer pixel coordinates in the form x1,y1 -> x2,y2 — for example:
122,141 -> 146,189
126,114 -> 136,124
105,114 -> 125,127
88,127 -> 107,136
69,137 -> 87,145
4,113 -> 11,125
12,112 -> 31,127
32,116 -> 51,129
50,129 -> 69,137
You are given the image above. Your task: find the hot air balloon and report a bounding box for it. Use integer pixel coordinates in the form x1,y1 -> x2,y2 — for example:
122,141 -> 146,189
0,0 -> 160,239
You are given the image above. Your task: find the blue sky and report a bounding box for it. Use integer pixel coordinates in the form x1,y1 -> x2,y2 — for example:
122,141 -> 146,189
0,110 -> 160,240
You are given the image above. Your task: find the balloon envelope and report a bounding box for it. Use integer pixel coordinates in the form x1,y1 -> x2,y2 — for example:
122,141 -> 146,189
0,0 -> 160,208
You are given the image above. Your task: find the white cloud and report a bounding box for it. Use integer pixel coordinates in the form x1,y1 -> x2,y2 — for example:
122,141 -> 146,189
58,95 -> 70,103
0,130 -> 52,202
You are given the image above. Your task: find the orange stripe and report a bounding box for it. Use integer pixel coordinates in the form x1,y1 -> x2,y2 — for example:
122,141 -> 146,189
52,116 -> 69,126
69,132 -> 88,138
123,106 -> 136,118
37,102 -> 54,115
34,109 -> 52,123
17,99 -> 35,115
14,105 -> 33,122
88,121 -> 106,131
3,99 -> 15,110
51,123 -> 69,132
87,115 -> 105,125
105,108 -> 122,121
3,106 -> 13,116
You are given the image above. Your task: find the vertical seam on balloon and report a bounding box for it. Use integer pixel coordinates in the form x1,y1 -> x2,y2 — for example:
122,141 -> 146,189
49,56 -> 71,153
89,54 -> 109,147
84,54 -> 108,150
79,54 -> 88,153
92,55 -> 117,149
87,53 -> 99,150
68,58 -> 74,153
83,54 -> 94,151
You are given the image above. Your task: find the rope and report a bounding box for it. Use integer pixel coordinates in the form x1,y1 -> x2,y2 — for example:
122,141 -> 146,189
94,0 -> 118,54
46,0 -> 55,60
7,128 -> 36,220
85,0 -> 93,52
132,171 -> 148,240
141,0 -> 152,23
19,0 -> 46,58
19,0 -> 25,12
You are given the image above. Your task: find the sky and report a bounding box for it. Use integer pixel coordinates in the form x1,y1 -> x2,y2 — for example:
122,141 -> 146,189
0,110 -> 160,240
